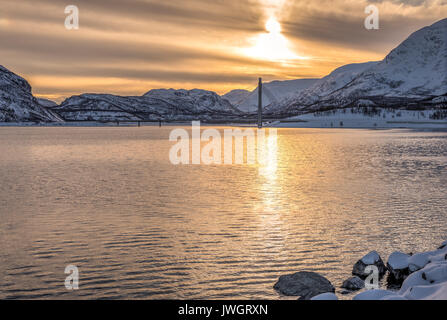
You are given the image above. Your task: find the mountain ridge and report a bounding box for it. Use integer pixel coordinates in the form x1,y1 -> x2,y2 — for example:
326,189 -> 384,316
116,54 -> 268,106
224,78 -> 320,113
268,18 -> 447,116
51,89 -> 242,122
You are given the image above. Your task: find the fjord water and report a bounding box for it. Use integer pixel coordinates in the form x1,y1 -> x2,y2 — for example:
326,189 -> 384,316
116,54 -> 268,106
0,127 -> 446,299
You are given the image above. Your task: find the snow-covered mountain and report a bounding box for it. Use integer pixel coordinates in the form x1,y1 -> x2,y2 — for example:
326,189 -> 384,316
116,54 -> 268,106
52,88 -> 242,122
272,18 -> 447,115
36,98 -> 58,109
222,89 -> 251,107
224,79 -> 319,113
2,19 -> 446,123
264,62 -> 378,114
0,66 -> 61,122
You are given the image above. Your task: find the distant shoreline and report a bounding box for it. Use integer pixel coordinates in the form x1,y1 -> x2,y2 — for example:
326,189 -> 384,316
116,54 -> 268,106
1,108 -> 446,130
1,121 -> 446,130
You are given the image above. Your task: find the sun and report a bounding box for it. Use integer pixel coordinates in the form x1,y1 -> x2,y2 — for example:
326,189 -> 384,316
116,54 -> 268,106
266,18 -> 281,34
242,17 -> 304,62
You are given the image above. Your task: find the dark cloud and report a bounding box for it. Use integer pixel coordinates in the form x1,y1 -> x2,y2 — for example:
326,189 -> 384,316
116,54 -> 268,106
1,0 -> 264,32
283,13 -> 435,52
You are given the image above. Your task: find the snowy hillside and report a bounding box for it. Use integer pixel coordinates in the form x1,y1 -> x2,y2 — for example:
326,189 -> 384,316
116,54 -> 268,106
222,89 -> 251,107
0,66 -> 61,122
53,89 -> 242,122
226,78 -> 319,113
273,62 -> 379,110
37,98 -> 58,108
271,107 -> 447,129
274,18 -> 447,115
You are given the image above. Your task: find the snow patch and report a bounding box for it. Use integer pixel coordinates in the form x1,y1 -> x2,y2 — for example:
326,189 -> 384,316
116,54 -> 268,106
388,252 -> 411,270
361,251 -> 381,265
353,244 -> 447,300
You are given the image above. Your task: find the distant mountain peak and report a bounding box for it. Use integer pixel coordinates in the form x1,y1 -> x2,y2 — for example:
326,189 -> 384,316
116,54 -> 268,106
52,87 -> 241,122
268,18 -> 447,115
225,78 -> 319,113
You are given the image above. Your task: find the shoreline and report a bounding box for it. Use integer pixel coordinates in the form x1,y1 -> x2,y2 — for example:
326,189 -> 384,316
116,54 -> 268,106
309,240 -> 447,300
0,121 -> 446,130
1,108 -> 446,129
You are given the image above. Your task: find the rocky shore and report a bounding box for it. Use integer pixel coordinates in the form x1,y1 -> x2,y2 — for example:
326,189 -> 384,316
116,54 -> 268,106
274,240 -> 447,300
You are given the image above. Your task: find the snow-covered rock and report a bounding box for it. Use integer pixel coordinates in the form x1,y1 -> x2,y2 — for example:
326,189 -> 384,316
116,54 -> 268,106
387,252 -> 412,283
0,66 -> 61,122
353,251 -> 387,279
53,89 -> 242,122
400,261 -> 447,295
380,294 -> 408,300
387,246 -> 447,286
404,282 -> 447,300
311,293 -> 338,300
353,289 -> 401,300
341,276 -> 365,291
273,271 -> 335,300
388,260 -> 447,300
406,248 -> 446,272
354,243 -> 447,300
362,251 -> 382,265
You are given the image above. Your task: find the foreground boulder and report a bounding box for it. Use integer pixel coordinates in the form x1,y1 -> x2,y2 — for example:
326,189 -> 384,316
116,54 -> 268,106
387,252 -> 412,284
341,276 -> 365,291
353,251 -> 387,279
274,271 -> 335,300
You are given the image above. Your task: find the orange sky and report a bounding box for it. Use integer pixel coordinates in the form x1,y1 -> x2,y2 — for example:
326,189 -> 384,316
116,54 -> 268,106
0,0 -> 446,102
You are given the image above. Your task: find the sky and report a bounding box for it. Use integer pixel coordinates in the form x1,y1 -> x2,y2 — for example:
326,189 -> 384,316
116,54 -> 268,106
0,0 -> 446,102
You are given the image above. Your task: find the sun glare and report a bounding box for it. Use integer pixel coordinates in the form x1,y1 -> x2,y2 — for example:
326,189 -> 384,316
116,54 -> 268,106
266,18 -> 281,34
242,17 -> 304,62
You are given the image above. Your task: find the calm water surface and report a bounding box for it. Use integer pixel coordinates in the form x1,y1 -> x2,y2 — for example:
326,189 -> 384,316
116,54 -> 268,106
0,127 -> 446,299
